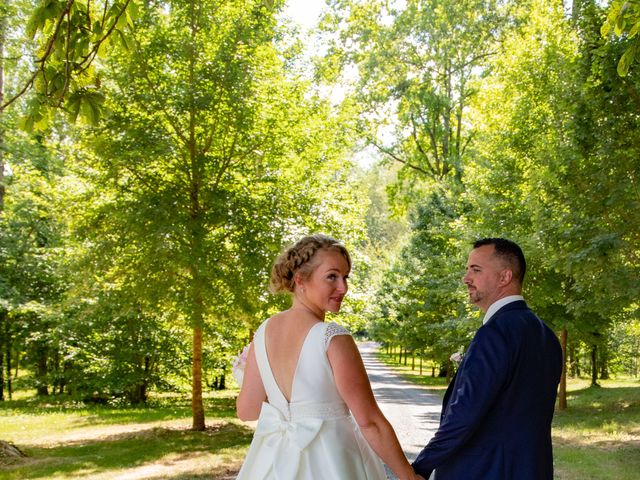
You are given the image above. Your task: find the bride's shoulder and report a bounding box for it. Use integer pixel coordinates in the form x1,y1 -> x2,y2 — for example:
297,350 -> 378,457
323,322 -> 352,349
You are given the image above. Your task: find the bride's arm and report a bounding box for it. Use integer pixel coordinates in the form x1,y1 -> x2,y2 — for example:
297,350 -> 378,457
328,336 -> 419,480
236,343 -> 267,421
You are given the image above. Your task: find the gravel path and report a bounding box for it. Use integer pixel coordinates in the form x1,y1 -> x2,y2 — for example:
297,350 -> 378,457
359,342 -> 442,479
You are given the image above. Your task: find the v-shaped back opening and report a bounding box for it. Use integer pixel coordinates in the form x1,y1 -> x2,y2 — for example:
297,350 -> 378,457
263,318 -> 323,404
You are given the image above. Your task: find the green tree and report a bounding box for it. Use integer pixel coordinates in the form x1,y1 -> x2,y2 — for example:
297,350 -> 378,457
320,0 -> 506,191
372,187 -> 474,372
465,0 -> 640,398
0,126 -> 69,400
65,0 -> 366,429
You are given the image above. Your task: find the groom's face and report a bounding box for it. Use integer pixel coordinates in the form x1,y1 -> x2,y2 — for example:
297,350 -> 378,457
463,245 -> 505,312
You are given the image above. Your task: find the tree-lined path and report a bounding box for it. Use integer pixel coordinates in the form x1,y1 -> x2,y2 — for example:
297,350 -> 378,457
359,343 -> 441,468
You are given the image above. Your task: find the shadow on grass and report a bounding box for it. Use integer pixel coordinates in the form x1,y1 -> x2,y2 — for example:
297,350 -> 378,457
554,385 -> 640,430
0,421 -> 253,479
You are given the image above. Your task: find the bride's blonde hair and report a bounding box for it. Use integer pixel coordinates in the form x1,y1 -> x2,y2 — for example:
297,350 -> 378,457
269,234 -> 351,294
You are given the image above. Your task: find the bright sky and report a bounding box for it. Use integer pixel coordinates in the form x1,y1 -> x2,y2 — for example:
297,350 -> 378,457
282,0 -> 325,31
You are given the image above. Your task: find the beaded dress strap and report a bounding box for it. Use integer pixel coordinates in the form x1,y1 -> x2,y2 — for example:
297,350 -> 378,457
324,322 -> 351,350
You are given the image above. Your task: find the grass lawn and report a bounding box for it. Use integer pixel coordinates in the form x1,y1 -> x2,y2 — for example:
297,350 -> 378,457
377,350 -> 640,480
0,391 -> 252,479
3,350 -> 639,479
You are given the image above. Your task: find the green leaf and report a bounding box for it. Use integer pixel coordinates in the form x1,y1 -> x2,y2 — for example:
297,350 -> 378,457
614,17 -> 626,36
18,113 -> 36,133
617,47 -> 634,76
66,92 -> 83,123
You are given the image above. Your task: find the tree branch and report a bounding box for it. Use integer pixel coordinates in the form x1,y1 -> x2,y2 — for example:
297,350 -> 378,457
369,137 -> 432,176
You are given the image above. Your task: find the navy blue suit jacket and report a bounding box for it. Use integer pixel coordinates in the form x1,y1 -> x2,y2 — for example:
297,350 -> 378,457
412,301 -> 563,480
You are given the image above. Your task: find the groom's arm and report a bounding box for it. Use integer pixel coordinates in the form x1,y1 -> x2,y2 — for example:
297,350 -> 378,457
412,325 -> 510,476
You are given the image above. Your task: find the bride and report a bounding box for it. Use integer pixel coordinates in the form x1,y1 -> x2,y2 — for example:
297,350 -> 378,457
235,234 -> 420,480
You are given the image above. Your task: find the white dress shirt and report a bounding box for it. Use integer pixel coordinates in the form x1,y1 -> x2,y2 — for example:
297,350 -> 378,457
482,295 -> 524,325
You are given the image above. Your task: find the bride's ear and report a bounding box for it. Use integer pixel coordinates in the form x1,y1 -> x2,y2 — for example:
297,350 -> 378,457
293,273 -> 305,292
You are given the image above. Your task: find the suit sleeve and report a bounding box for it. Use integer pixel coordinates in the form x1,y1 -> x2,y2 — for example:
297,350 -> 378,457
412,324 -> 511,477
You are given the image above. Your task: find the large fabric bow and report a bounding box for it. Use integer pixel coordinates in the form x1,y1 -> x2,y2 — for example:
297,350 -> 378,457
253,402 -> 324,479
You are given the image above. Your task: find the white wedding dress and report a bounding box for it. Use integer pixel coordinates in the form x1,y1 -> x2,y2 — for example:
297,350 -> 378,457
236,319 -> 388,479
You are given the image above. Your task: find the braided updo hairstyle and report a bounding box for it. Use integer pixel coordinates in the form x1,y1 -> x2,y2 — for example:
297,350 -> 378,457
269,234 -> 351,294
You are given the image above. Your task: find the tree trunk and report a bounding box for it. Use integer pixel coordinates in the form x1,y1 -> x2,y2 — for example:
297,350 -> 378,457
590,344 -> 600,387
558,328 -> 567,410
5,323 -> 11,399
0,22 -> 6,407
186,0 -> 206,432
0,309 -> 5,401
599,344 -> 609,380
572,343 -> 581,377
192,325 -> 205,430
35,343 -> 48,396
189,227 -> 206,429
569,344 -> 577,377
0,328 -> 3,401
0,10 -> 6,216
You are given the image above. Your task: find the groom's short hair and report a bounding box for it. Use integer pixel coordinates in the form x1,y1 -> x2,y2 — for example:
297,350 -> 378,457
473,237 -> 526,284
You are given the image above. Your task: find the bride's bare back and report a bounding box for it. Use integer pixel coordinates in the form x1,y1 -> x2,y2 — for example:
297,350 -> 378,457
264,310 -> 320,402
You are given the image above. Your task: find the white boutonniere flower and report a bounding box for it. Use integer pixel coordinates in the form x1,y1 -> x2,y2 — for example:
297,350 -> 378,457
450,350 -> 464,365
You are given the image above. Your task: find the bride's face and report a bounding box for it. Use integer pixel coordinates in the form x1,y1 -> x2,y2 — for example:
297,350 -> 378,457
299,249 -> 350,314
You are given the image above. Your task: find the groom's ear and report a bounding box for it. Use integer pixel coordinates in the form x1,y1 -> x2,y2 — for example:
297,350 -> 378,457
499,269 -> 513,286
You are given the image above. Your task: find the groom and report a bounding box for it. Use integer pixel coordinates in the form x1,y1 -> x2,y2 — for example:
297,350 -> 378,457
412,238 -> 563,480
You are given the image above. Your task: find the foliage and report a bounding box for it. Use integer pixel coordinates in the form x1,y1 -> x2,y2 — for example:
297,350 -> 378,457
602,0 -> 640,76
0,122 -> 70,398
465,0 -> 640,344
372,185 -> 476,368
2,0 -> 135,124
319,0 -> 508,194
